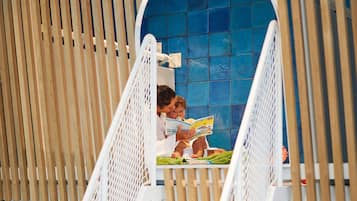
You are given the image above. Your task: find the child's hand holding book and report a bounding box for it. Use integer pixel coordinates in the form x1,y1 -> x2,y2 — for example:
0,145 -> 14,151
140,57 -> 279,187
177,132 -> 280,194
176,126 -> 195,141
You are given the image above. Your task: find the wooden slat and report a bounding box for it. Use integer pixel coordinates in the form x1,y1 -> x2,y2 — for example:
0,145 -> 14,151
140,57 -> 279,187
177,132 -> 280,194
175,169 -> 186,201
48,0 -> 72,200
114,0 -> 130,95
304,1 -> 331,200
136,0 -> 142,10
198,168 -> 209,201
335,0 -> 357,198
27,0 -> 49,200
20,0 -> 41,200
103,0 -> 121,108
82,0 -> 105,157
11,0 -> 38,200
186,168 -> 198,201
164,169 -> 175,201
1,1 -> 21,199
92,0 -> 113,132
70,0 -> 94,190
351,0 -> 357,77
0,84 -> 6,200
60,0 -> 85,199
211,168 -> 221,201
0,9 -> 11,194
290,1 -> 317,200
223,167 -> 228,179
39,0 -> 60,200
319,0 -> 346,200
277,1 -> 302,200
124,0 -> 136,69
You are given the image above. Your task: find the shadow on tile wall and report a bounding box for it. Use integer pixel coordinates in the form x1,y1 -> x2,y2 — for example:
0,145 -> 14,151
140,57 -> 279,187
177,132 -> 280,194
142,0 -> 276,150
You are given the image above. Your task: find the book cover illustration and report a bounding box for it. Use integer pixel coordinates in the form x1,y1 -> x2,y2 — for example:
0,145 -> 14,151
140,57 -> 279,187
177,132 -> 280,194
165,115 -> 214,140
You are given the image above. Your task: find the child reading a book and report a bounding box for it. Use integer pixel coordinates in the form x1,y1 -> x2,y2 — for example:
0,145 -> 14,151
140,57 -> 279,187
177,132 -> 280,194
168,96 -> 208,158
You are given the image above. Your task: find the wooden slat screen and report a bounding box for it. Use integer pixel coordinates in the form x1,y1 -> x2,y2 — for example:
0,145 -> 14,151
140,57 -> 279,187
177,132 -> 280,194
1,0 -> 357,200
0,0 -> 137,200
163,167 -> 227,201
278,0 -> 357,200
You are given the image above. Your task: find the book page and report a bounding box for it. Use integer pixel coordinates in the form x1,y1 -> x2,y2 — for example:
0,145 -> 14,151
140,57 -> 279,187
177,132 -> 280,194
189,115 -> 214,140
165,118 -> 191,135
165,115 -> 215,140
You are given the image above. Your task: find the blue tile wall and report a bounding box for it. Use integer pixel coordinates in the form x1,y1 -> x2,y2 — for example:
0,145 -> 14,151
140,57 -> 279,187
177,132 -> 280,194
143,0 -> 275,150
209,32 -> 231,56
188,10 -> 208,34
209,81 -> 231,105
208,0 -> 230,8
188,58 -> 209,82
167,14 -> 187,37
210,56 -> 231,80
209,8 -> 230,32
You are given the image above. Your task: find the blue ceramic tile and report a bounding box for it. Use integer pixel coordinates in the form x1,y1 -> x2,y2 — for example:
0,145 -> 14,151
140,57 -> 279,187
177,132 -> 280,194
187,106 -> 209,119
167,14 -> 187,37
147,16 -> 167,38
209,32 -> 231,56
231,0 -> 251,6
188,35 -> 209,58
231,79 -> 252,104
230,6 -> 251,30
168,37 -> 187,58
231,104 -> 246,128
188,0 -> 208,10
253,53 -> 260,68
166,0 -> 188,13
187,82 -> 209,106
207,129 -> 231,150
209,8 -> 230,32
188,58 -> 209,82
188,10 -> 208,34
252,2 -> 275,27
231,29 -> 253,54
145,0 -> 167,16
158,39 -> 168,53
253,27 -> 266,53
209,106 -> 231,129
209,81 -> 231,105
175,83 -> 187,97
231,55 -> 255,79
175,60 -> 188,83
208,0 -> 229,8
210,56 -> 230,80
141,19 -> 149,39
230,128 -> 239,149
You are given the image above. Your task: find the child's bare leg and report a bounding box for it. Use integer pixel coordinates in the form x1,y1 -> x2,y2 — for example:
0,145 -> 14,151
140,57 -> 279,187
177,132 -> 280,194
192,137 -> 208,158
172,141 -> 188,158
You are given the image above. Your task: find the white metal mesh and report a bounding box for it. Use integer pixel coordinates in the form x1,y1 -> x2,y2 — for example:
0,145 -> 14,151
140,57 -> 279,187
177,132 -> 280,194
220,20 -> 282,201
82,34 -> 157,201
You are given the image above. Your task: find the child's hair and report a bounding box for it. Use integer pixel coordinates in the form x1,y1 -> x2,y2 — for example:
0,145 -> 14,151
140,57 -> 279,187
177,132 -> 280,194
157,85 -> 176,108
175,96 -> 186,109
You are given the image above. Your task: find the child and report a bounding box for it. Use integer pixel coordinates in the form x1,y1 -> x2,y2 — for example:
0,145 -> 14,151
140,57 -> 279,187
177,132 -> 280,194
168,96 -> 208,158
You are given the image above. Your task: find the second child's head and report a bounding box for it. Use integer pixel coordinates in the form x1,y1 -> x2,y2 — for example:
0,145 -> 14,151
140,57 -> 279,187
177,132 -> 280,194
168,96 -> 186,119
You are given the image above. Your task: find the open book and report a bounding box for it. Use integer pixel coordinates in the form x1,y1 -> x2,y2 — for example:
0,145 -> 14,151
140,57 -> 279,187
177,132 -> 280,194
165,115 -> 214,140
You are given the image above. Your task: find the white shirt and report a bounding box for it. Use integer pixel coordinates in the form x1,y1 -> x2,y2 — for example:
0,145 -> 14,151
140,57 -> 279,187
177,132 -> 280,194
156,114 -> 176,156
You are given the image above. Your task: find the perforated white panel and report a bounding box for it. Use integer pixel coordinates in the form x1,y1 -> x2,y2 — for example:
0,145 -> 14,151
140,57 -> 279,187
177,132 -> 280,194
82,34 -> 157,201
220,20 -> 283,201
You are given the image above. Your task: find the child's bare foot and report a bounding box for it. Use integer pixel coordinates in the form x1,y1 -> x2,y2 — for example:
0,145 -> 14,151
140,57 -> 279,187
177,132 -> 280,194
282,146 -> 288,162
171,151 -> 181,158
191,150 -> 204,158
191,153 -> 199,158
